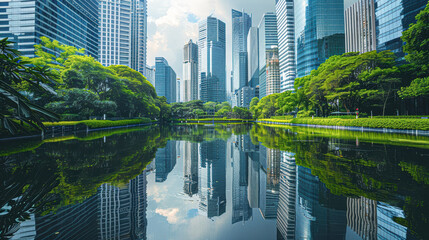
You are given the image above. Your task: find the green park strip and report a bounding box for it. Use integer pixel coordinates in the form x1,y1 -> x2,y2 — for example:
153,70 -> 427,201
43,118 -> 153,129
175,118 -> 252,123
258,117 -> 429,131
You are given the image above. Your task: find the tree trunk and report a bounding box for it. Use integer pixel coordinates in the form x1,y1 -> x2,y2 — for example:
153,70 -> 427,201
383,91 -> 391,116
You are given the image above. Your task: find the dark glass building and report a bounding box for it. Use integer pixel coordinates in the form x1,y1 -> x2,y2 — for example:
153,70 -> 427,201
294,0 -> 345,78
374,0 -> 427,61
155,57 -> 177,103
155,140 -> 177,182
0,0 -> 99,58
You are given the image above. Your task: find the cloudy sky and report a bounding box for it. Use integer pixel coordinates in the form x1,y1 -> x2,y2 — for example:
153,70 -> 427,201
147,0 -> 357,80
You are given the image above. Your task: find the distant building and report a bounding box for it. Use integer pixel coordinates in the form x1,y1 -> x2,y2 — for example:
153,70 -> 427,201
294,0 -> 345,78
258,13 -> 279,98
266,47 -> 281,96
374,0 -> 427,62
247,27 -> 259,98
275,1 -> 296,92
0,0 -> 99,58
183,40 -> 199,102
198,16 -> 226,102
235,86 -> 255,108
145,65 -> 156,87
155,141 -> 177,182
155,57 -> 177,103
345,0 -> 377,53
100,0 -> 147,74
176,78 -> 181,102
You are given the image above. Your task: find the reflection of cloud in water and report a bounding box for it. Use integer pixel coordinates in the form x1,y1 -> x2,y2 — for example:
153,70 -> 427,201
156,208 -> 181,224
187,209 -> 199,219
147,184 -> 168,203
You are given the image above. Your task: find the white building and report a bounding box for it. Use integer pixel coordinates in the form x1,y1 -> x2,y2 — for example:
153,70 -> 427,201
183,40 -> 199,102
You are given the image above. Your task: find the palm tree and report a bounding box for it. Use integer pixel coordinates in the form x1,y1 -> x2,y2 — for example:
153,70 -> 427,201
0,38 -> 59,135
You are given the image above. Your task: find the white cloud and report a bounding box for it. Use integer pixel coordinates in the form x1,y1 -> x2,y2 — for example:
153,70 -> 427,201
155,208 -> 181,224
147,184 -> 168,203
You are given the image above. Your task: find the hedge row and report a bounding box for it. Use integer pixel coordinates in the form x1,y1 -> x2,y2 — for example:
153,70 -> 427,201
258,118 -> 429,131
44,118 -> 152,129
176,118 -> 251,122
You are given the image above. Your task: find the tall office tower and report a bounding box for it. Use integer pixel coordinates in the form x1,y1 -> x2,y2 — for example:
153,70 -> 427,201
347,197 -> 378,239
0,0 -> 99,58
155,57 -> 177,103
199,137 -> 226,218
183,142 -> 199,196
266,47 -> 281,96
345,0 -> 376,54
176,78 -> 181,102
294,0 -> 345,78
275,1 -> 296,92
259,148 -> 281,219
375,0 -> 427,62
198,16 -> 226,102
183,40 -> 199,102
100,0 -> 147,74
258,13 -> 279,98
145,65 -> 156,87
232,9 -> 252,94
247,27 -> 259,99
277,152 -> 296,240
155,140 -> 177,182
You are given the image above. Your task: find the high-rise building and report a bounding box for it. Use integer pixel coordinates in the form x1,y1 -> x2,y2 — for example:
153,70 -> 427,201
183,40 -> 199,102
176,78 -> 181,102
294,0 -> 345,78
183,142 -> 199,197
275,1 -> 296,92
0,0 -> 99,58
347,197 -> 378,239
155,141 -> 177,182
258,13 -> 279,98
266,47 -> 281,96
374,0 -> 427,62
247,27 -> 259,98
345,0 -> 377,53
232,9 -> 252,94
198,16 -> 226,102
277,152 -> 296,240
155,57 -> 177,103
100,0 -> 147,74
145,65 -> 156,87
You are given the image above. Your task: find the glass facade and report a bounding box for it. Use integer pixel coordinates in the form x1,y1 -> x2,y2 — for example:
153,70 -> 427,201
247,27 -> 259,93
375,0 -> 427,61
232,9 -> 252,93
345,0 -> 377,53
155,57 -> 177,103
0,0 -> 99,58
259,13 -> 279,98
183,40 -> 199,102
198,16 -> 226,102
294,0 -> 345,78
276,0 -> 296,92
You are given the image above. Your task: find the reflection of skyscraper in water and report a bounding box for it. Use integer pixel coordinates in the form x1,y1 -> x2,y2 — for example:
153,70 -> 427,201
376,202 -> 407,240
347,197 -> 377,240
260,148 -> 281,219
183,141 -> 199,197
231,136 -> 252,224
199,138 -> 226,218
295,166 -> 347,239
35,172 -> 148,240
277,152 -> 296,240
155,141 -> 177,182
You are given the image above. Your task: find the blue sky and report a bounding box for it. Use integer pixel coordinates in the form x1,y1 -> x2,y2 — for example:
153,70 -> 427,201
147,0 -> 357,81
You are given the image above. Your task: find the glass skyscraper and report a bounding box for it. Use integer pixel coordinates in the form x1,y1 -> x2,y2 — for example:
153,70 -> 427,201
294,0 -> 345,78
100,0 -> 147,74
198,16 -> 226,102
183,40 -> 199,102
232,9 -> 252,94
276,0 -> 296,92
155,57 -> 177,103
374,0 -> 427,61
0,0 -> 99,58
258,13 -> 279,98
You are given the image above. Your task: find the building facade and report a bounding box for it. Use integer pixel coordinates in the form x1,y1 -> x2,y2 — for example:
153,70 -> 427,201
374,0 -> 427,61
258,13 -> 279,98
155,140 -> 177,182
266,47 -> 281,96
183,40 -> 199,102
345,0 -> 377,53
0,0 -> 99,58
100,0 -> 147,74
247,27 -> 259,97
155,57 -> 176,103
145,65 -> 155,87
275,1 -> 296,92
294,0 -> 345,78
198,16 -> 226,102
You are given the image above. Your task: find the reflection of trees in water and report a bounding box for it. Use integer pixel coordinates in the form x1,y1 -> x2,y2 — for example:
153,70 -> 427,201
0,127 -> 163,238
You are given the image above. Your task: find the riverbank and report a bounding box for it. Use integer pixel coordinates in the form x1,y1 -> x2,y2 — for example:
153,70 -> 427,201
0,118 -> 155,141
257,117 -> 429,135
175,118 -> 253,124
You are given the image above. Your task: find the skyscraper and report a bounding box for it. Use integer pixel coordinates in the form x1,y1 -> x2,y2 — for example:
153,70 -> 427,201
232,9 -> 252,94
183,141 -> 199,197
374,0 -> 427,62
145,65 -> 156,87
155,57 -> 177,103
176,78 -> 181,102
198,16 -> 226,102
155,140 -> 177,182
345,0 -> 377,54
100,0 -> 147,74
183,40 -> 199,102
266,47 -> 281,96
294,0 -> 345,78
258,13 -> 279,98
275,1 -> 296,92
277,152 -> 296,240
0,0 -> 99,58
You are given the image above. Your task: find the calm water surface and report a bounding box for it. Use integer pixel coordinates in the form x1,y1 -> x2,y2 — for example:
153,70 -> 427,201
1,124 -> 428,240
